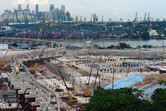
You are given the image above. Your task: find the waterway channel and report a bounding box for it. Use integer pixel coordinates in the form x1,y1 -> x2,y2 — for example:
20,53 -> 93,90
62,39 -> 166,48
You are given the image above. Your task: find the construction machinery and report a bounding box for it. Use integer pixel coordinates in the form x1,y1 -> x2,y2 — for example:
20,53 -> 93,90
93,66 -> 101,95
85,64 -> 94,97
57,68 -> 78,103
0,50 -> 9,69
31,48 -> 45,73
14,66 -> 19,74
0,50 -> 8,85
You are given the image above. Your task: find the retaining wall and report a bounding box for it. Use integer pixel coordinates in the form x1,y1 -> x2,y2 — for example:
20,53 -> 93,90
43,60 -> 87,89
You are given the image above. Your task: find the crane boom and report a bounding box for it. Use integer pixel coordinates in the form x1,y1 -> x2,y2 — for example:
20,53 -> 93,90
0,50 -> 9,68
31,48 -> 45,73
37,26 -> 44,39
85,63 -> 94,97
57,68 -> 78,103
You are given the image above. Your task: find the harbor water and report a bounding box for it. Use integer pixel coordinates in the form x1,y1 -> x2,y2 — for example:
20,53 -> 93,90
62,39 -> 166,48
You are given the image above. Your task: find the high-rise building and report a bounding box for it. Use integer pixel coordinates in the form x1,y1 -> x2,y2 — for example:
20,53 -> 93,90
36,4 -> 39,20
18,4 -> 22,11
27,4 -> 29,10
49,4 -> 54,11
61,5 -> 65,13
66,11 -> 71,21
27,4 -> 30,14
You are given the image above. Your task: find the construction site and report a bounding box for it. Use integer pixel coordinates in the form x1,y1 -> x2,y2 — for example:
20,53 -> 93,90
1,44 -> 166,111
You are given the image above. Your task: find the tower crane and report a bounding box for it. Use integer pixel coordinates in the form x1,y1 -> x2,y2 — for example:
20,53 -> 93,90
31,48 -> 45,73
0,50 -> 9,68
57,68 -> 78,103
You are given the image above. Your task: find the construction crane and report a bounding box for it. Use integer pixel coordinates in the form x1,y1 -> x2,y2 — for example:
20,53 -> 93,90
85,64 -> 94,97
57,68 -> 78,103
93,66 -> 100,95
0,50 -> 8,85
0,50 -> 9,69
37,26 -> 44,39
31,48 -> 45,73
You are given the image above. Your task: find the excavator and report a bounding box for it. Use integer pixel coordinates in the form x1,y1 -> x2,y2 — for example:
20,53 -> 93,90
31,48 -> 45,73
57,67 -> 79,103
0,49 -> 9,69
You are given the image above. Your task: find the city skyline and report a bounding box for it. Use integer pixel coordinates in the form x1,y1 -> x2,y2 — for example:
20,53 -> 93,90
0,0 -> 166,21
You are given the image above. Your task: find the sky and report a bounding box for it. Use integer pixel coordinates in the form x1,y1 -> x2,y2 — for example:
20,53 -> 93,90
0,0 -> 166,21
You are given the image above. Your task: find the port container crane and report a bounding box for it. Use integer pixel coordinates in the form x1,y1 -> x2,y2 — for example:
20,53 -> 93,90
57,68 -> 78,103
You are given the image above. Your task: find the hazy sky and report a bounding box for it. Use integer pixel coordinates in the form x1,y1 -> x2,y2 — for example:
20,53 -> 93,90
0,0 -> 166,21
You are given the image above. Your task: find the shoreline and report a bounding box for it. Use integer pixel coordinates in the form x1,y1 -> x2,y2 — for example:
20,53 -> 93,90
53,38 -> 165,42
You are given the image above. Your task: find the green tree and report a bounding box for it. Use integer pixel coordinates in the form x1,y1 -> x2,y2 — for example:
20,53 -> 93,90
86,88 -> 151,111
151,88 -> 166,111
141,32 -> 150,40
119,43 -> 131,49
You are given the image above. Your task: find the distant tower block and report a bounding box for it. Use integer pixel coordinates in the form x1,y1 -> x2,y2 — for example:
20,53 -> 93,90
49,4 -> 54,11
147,12 -> 150,21
149,18 -> 152,30
18,4 -> 22,11
134,12 -> 138,22
61,5 -> 65,12
27,4 -> 29,10
36,4 -> 39,20
27,4 -> 30,14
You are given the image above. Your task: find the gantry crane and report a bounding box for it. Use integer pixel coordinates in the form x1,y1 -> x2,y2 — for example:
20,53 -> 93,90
57,68 -> 78,103
31,48 -> 45,73
0,50 -> 9,69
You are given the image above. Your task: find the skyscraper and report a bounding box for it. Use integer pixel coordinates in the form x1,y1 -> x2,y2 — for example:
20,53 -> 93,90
27,4 -> 29,10
36,4 -> 39,20
61,5 -> 65,13
27,4 -> 30,14
50,4 -> 54,11
18,4 -> 22,11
